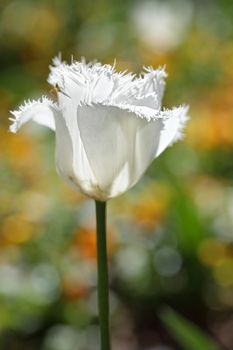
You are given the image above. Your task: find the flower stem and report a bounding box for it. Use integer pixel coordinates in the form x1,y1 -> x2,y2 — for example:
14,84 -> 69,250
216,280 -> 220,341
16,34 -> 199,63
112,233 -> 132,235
95,200 -> 111,350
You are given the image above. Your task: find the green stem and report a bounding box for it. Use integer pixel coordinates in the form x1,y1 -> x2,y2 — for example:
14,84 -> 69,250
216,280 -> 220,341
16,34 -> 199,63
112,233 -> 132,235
95,200 -> 111,350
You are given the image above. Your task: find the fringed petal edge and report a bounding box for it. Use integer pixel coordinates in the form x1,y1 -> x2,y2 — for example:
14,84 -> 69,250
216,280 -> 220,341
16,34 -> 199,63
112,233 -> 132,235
10,96 -> 57,133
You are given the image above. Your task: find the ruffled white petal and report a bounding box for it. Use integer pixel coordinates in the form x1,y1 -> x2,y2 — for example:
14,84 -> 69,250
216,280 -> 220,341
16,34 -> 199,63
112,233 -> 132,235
108,102 -> 162,121
118,66 -> 167,109
128,93 -> 160,109
141,66 -> 167,104
48,56 -> 166,109
10,97 -> 56,133
155,105 -> 189,157
48,56 -> 117,105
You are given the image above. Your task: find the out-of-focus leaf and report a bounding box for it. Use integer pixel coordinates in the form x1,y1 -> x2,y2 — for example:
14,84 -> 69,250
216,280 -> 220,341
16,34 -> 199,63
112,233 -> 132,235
160,307 -> 220,350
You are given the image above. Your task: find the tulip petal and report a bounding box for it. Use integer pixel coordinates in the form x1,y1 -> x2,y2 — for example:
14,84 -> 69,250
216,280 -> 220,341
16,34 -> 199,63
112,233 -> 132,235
49,56 -> 115,105
53,110 -> 78,188
130,93 -> 160,109
10,97 -> 56,133
77,105 -> 164,197
54,104 -> 99,198
141,66 -> 167,104
110,116 -> 163,197
50,70 -> 100,198
112,67 -> 166,109
77,105 -> 128,193
155,105 -> 189,157
92,74 -> 114,102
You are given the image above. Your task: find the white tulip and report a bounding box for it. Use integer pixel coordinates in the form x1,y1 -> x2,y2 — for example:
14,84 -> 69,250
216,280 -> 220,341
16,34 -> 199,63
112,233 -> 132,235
10,56 -> 188,201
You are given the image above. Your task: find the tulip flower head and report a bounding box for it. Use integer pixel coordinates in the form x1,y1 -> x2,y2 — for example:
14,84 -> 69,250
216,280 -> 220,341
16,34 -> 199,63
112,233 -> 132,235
10,56 -> 188,201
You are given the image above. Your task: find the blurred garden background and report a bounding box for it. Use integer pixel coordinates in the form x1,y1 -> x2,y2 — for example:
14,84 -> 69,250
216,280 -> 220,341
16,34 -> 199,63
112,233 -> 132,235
1,0 -> 233,349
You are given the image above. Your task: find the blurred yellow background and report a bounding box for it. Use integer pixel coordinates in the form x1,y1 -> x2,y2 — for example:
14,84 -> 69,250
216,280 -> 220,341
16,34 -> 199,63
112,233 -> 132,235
0,0 -> 233,349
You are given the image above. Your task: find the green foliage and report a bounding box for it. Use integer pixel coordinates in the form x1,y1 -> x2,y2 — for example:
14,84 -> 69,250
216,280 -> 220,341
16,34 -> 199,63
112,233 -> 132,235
160,307 -> 220,350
